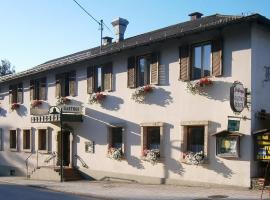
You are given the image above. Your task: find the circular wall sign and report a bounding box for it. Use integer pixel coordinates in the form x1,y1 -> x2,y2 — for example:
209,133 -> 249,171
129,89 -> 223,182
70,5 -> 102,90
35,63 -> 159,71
230,82 -> 246,113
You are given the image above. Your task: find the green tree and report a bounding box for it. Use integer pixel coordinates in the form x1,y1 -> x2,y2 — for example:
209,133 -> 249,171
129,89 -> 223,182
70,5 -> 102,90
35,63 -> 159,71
0,59 -> 15,76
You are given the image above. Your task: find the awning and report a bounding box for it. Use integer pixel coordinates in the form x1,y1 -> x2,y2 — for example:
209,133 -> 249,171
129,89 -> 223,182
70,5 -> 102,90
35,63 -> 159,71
211,130 -> 245,137
253,129 -> 270,135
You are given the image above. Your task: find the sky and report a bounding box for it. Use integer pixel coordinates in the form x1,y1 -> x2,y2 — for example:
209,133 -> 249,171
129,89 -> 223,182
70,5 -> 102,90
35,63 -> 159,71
0,0 -> 270,72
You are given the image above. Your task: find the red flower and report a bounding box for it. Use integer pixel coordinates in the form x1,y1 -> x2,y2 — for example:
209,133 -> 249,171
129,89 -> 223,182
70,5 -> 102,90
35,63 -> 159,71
96,93 -> 106,101
11,103 -> 20,110
143,85 -> 153,92
31,100 -> 42,108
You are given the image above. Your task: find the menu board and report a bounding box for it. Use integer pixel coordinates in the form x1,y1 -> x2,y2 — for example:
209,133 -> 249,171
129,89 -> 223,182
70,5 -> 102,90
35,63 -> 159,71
256,134 -> 270,160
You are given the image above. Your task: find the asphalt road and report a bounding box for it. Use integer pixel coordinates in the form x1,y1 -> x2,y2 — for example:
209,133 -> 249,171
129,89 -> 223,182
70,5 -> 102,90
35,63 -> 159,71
0,183 -> 97,200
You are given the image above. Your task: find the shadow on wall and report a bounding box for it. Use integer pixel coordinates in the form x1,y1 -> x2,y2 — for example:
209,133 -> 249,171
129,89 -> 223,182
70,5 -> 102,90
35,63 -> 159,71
101,95 -> 124,111
145,87 -> 173,107
16,105 -> 27,117
0,107 -> 7,117
191,80 -> 233,102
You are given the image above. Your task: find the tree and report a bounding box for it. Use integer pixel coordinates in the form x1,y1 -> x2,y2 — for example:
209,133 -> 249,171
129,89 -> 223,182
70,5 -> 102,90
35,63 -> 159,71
0,59 -> 15,76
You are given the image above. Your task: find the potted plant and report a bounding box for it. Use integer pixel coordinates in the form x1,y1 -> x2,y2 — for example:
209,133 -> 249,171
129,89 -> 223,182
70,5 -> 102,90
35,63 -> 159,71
89,92 -> 106,104
131,85 -> 154,103
186,77 -> 213,95
142,148 -> 160,165
107,147 -> 123,161
11,103 -> 20,111
30,100 -> 43,108
182,151 -> 205,165
56,97 -> 71,105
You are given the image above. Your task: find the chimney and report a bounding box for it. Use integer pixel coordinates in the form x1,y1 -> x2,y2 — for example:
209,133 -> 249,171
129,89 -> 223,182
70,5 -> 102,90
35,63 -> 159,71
102,36 -> 113,45
188,12 -> 203,20
111,17 -> 129,42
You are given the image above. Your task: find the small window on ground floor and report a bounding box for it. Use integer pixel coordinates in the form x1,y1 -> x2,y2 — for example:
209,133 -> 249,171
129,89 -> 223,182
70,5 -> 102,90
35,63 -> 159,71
107,125 -> 125,159
23,129 -> 31,151
10,129 -> 18,151
180,121 -> 209,164
140,122 -> 164,162
38,129 -> 48,151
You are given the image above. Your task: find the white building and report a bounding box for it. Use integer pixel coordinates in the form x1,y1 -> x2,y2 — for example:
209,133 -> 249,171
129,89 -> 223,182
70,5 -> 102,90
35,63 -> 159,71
0,12 -> 270,187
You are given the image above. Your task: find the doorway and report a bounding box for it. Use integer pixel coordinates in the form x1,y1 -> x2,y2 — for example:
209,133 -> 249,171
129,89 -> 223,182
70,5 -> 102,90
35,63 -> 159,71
57,131 -> 70,166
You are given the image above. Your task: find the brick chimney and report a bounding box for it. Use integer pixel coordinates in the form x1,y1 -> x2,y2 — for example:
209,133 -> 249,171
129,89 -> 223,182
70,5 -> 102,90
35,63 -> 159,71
111,17 -> 129,42
188,12 -> 203,20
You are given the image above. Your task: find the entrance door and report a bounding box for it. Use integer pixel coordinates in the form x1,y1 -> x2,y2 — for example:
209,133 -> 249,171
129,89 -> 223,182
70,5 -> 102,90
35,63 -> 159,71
57,131 -> 70,166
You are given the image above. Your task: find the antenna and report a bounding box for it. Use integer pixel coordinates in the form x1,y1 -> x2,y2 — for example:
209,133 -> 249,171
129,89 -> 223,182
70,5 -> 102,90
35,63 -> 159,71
72,0 -> 112,52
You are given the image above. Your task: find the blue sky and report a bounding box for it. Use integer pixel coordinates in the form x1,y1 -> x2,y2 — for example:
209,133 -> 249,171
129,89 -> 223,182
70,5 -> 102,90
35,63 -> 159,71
1,0 -> 270,72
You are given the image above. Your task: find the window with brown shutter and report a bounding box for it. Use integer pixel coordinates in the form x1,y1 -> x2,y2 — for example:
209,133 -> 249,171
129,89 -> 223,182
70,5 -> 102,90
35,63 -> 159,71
69,71 -> 76,97
87,63 -> 113,93
212,38 -> 223,77
55,71 -> 75,97
30,78 -> 46,100
128,52 -> 160,88
179,45 -> 190,81
9,83 -> 22,104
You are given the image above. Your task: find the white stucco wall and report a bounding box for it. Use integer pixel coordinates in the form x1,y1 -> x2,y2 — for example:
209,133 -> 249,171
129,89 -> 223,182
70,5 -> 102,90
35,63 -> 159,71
0,23 -> 254,186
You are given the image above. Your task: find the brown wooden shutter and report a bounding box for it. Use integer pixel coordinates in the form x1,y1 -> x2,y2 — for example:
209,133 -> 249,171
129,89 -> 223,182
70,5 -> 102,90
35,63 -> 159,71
17,83 -> 23,104
127,56 -> 136,88
179,45 -> 190,81
69,71 -> 76,97
150,52 -> 159,85
55,74 -> 61,98
87,67 -> 95,94
9,85 -> 13,104
212,38 -> 223,77
40,77 -> 46,100
30,80 -> 34,101
103,63 -> 113,91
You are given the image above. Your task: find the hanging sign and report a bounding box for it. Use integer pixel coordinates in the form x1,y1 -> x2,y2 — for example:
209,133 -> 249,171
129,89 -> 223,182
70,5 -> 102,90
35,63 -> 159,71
60,105 -> 82,114
230,81 -> 246,113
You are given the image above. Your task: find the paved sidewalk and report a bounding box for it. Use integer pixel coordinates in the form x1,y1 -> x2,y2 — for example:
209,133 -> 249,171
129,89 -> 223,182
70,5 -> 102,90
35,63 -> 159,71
0,176 -> 268,200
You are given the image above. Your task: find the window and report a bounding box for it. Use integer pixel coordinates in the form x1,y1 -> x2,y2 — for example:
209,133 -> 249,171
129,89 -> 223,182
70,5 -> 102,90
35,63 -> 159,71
9,83 -> 23,104
55,71 -> 76,97
23,129 -> 31,151
87,63 -> 112,93
187,126 -> 204,153
108,125 -> 125,151
30,78 -> 46,100
127,52 -> 159,88
137,55 -> 151,87
180,121 -> 209,163
191,44 -> 211,80
9,130 -> 17,150
140,122 -> 164,158
38,129 -> 47,151
179,38 -> 222,81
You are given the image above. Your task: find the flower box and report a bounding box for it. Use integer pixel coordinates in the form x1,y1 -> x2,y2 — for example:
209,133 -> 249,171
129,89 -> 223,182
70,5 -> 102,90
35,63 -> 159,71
182,151 -> 205,165
89,92 -> 106,104
107,147 -> 123,161
186,77 -> 213,95
11,103 -> 20,111
131,85 -> 154,103
142,148 -> 160,165
30,100 -> 43,108
56,97 -> 71,105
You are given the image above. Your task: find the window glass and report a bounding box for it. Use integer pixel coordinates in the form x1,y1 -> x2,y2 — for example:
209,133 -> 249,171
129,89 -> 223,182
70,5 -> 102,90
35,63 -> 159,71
203,44 -> 211,77
147,127 -> 160,150
187,126 -> 204,153
138,56 -> 150,86
217,136 -> 238,156
11,85 -> 18,103
111,127 -> 122,148
38,129 -> 47,151
97,67 -> 102,92
10,130 -> 17,149
23,130 -> 31,150
34,81 -> 40,100
192,43 -> 212,80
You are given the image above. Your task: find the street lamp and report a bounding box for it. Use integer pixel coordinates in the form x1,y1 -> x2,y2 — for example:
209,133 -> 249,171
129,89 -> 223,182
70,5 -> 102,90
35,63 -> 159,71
49,106 -> 64,182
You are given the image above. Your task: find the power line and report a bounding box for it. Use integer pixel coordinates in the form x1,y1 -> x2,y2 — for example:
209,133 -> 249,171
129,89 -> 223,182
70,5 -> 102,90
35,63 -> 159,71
72,0 -> 100,25
72,0 -> 114,35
